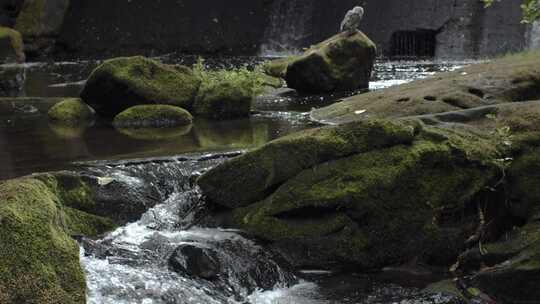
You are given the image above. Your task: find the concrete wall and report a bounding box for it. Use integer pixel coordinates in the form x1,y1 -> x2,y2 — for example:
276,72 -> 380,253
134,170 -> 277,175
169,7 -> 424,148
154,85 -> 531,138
360,0 -> 526,58
1,0 -> 531,59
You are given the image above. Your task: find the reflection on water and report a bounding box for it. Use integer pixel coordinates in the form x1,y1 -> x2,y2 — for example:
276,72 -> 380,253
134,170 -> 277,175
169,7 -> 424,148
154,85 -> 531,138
0,56 -> 474,180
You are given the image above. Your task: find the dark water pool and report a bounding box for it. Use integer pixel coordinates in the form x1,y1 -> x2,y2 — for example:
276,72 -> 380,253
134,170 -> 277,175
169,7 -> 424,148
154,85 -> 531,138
0,55 -> 474,180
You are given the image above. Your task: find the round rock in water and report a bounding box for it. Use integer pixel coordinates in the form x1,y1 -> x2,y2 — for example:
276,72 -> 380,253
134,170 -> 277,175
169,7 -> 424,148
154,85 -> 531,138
113,104 -> 193,128
48,98 -> 95,126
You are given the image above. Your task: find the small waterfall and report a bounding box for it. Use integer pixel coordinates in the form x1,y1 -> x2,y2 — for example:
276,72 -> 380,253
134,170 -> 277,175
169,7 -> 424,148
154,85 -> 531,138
528,21 -> 540,50
260,0 -> 314,57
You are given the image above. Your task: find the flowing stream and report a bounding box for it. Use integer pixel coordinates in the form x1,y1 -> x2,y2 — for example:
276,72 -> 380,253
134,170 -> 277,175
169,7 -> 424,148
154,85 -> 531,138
0,56 -> 475,303
77,154 -> 459,304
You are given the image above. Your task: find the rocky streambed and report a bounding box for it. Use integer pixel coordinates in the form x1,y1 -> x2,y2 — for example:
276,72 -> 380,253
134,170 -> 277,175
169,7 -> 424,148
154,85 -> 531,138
4,46 -> 539,303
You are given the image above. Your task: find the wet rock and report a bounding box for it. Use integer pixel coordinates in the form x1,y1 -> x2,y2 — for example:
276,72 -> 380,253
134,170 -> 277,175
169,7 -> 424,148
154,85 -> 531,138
284,31 -> 376,93
0,65 -> 25,97
47,98 -> 95,126
169,244 -> 220,280
81,56 -> 200,117
312,52 -> 540,124
198,119 -> 416,209
201,118 -> 503,269
48,170 -> 161,224
113,104 -> 193,128
116,125 -> 193,141
261,57 -> 295,79
0,26 -> 24,63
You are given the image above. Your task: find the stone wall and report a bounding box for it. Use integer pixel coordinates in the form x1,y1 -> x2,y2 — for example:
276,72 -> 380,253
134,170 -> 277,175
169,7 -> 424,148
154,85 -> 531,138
0,0 -> 531,60
360,0 -> 526,58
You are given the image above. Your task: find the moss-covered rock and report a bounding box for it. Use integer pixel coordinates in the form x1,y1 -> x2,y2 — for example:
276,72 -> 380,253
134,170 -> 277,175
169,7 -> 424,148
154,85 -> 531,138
47,98 -> 95,126
231,125 -> 500,268
192,67 -> 265,119
312,51 -> 540,124
81,56 -> 200,117
261,57 -> 296,79
198,119 -> 416,209
0,26 -> 25,63
113,104 -> 193,128
0,174 -> 115,304
284,31 -> 376,93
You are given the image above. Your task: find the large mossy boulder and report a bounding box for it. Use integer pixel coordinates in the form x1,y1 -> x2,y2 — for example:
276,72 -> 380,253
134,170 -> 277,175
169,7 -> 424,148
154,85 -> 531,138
198,119 -> 416,209
312,52 -> 540,124
284,31 -> 376,93
113,104 -> 193,128
198,119 -> 502,268
0,174 -> 115,304
48,98 -> 95,126
0,26 -> 24,63
80,56 -> 200,117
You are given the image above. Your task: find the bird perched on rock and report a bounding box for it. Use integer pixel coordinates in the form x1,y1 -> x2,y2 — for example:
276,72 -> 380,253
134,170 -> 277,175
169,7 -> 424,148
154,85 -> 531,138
340,6 -> 364,35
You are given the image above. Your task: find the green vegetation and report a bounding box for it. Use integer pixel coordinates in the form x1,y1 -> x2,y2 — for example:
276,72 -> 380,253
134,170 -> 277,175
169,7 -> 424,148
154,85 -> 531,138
231,123 -> 500,268
0,175 -> 115,304
198,119 -> 416,208
483,0 -> 540,23
192,59 -> 267,119
48,98 -> 94,126
113,104 -> 193,128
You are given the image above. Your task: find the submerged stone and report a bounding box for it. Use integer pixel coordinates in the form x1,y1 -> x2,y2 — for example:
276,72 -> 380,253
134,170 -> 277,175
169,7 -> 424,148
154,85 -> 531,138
284,30 -> 376,93
116,125 -> 192,141
113,104 -> 193,128
80,56 -> 200,117
47,98 -> 95,126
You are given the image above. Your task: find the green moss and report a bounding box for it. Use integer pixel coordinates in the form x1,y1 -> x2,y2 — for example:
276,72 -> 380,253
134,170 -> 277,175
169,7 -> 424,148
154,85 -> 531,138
285,31 -> 376,93
507,148 -> 540,218
198,119 -> 416,208
0,174 -> 118,303
225,123 -> 500,268
63,207 -> 116,238
81,56 -> 201,116
48,98 -> 94,126
0,26 -> 25,63
192,62 -> 266,119
0,177 -> 85,303
113,104 -> 193,128
260,57 -> 296,78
